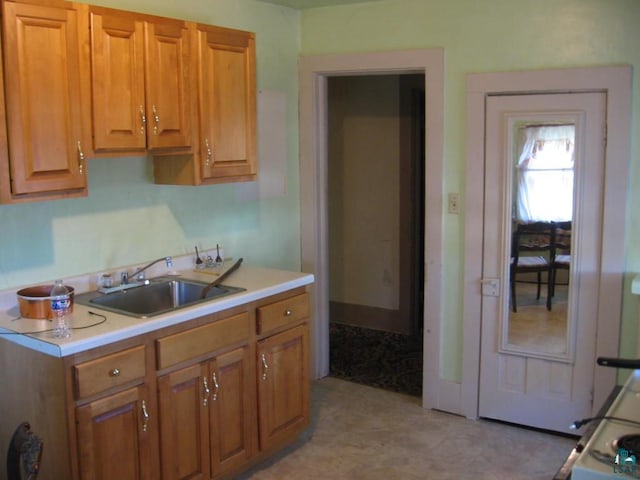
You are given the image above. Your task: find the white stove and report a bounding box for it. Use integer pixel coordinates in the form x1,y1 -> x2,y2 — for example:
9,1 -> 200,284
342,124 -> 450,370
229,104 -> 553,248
572,370 -> 640,479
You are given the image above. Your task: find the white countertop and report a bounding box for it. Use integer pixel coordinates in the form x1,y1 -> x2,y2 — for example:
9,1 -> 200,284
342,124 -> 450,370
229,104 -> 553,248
0,264 -> 314,358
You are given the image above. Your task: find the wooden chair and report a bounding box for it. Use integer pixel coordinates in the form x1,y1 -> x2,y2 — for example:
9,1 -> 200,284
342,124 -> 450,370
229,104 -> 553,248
6,422 -> 43,480
510,221 -> 554,312
551,221 -> 572,299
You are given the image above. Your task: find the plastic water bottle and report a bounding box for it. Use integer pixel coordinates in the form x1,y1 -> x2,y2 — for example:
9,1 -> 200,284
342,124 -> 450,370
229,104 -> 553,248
50,280 -> 71,338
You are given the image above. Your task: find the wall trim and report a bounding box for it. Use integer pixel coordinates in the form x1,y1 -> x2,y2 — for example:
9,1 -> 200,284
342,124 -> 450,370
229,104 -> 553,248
299,49 -> 444,409
463,66 -> 632,420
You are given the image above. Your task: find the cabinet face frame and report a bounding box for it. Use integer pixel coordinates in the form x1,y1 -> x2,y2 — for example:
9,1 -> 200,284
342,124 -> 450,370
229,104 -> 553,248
1,0 -> 88,199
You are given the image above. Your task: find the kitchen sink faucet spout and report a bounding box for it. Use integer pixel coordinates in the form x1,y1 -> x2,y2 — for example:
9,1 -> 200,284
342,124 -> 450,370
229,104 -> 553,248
122,256 -> 173,285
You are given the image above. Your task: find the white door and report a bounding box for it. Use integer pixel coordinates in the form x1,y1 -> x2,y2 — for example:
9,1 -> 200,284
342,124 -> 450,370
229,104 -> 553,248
479,92 -> 606,434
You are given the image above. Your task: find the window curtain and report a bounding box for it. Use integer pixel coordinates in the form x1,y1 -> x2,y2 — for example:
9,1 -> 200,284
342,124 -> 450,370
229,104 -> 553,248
516,125 -> 575,222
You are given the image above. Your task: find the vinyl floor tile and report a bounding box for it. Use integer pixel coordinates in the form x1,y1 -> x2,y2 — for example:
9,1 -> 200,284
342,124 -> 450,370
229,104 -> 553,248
241,377 -> 577,479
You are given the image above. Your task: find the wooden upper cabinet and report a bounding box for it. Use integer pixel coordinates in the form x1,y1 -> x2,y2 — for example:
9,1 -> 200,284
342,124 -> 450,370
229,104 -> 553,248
89,7 -> 191,153
1,0 -> 89,200
196,24 -> 256,182
153,24 -> 256,186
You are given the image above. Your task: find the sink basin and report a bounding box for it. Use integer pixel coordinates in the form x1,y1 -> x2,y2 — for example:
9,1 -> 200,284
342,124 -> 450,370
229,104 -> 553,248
75,278 -> 245,318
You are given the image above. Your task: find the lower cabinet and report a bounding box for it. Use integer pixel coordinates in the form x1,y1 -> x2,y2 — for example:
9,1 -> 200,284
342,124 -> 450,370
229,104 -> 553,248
157,345 -> 256,480
1,287 -> 312,479
257,324 -> 310,452
76,384 -> 159,480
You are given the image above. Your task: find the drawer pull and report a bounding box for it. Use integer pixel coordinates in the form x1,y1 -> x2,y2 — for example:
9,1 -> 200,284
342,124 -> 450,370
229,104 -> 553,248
109,368 -> 121,377
141,400 -> 149,433
261,353 -> 269,381
212,372 -> 219,401
202,377 -> 210,407
284,309 -> 292,317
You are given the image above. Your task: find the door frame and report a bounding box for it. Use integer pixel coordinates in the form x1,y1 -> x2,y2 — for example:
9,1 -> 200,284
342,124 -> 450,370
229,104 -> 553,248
462,66 -> 632,420
299,49 -> 444,409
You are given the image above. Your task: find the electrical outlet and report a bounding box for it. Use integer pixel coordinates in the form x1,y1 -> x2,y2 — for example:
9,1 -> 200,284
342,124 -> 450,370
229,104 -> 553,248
448,193 -> 460,214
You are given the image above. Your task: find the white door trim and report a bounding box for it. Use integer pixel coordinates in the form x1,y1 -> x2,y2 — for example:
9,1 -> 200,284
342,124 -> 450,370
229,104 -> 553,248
299,49 -> 444,409
463,66 -> 632,419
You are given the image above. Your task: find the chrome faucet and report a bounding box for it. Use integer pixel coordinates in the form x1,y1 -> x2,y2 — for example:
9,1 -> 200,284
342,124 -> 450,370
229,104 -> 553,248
121,256 -> 173,285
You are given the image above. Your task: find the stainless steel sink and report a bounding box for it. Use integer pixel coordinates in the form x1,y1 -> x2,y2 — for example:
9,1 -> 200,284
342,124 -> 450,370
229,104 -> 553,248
75,278 -> 245,318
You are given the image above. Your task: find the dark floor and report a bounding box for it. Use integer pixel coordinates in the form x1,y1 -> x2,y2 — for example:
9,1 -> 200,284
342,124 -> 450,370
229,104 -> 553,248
329,322 -> 423,397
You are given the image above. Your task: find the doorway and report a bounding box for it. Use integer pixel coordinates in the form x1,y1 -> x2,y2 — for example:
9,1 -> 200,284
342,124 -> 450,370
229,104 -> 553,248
462,66 -> 631,426
326,74 -> 425,396
298,49 -> 444,410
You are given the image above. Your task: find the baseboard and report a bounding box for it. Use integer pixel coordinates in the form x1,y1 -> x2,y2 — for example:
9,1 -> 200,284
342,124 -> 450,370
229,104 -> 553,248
329,301 -> 410,334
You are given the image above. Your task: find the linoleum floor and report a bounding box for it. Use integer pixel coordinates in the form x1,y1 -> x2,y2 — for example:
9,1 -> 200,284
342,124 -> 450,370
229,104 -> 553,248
241,377 -> 577,479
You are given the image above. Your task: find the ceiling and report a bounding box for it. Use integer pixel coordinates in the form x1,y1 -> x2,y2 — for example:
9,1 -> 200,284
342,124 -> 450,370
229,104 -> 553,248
256,0 -> 381,9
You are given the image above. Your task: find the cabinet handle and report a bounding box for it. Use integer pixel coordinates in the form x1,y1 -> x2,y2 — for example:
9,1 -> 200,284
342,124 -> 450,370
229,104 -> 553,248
204,139 -> 213,166
109,368 -> 120,377
77,141 -> 84,175
212,372 -> 219,401
284,309 -> 292,317
152,105 -> 160,134
141,399 -> 149,433
261,353 -> 269,381
139,105 -> 147,134
202,377 -> 210,407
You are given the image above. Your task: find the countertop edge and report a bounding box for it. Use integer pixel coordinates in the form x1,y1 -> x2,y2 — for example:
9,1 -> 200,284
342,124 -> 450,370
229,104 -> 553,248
0,267 -> 314,358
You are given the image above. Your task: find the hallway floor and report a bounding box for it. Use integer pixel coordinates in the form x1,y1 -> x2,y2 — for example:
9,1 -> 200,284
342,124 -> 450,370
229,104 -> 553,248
329,322 -> 423,397
241,377 -> 577,479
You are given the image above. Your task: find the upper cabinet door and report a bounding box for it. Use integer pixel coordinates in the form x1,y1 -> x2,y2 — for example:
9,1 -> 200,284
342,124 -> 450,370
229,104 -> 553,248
90,10 -> 146,151
144,19 -> 192,151
2,1 -> 87,195
88,8 -> 191,153
196,25 -> 256,181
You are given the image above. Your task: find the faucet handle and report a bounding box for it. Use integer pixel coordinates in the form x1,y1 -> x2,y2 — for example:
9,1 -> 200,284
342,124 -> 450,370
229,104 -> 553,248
165,256 -> 173,268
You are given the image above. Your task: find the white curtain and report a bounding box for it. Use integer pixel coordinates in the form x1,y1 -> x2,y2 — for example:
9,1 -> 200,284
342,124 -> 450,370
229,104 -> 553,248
516,125 -> 575,222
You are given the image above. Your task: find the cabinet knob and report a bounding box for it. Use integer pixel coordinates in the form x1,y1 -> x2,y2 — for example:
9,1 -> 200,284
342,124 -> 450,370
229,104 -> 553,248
109,368 -> 120,377
284,309 -> 292,317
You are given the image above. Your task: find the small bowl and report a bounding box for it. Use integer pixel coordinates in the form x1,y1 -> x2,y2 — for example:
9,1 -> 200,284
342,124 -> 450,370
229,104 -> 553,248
16,285 -> 75,320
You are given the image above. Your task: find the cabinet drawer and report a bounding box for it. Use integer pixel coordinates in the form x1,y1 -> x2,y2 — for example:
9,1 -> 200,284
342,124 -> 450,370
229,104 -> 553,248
156,312 -> 250,369
74,345 -> 146,399
257,293 -> 309,336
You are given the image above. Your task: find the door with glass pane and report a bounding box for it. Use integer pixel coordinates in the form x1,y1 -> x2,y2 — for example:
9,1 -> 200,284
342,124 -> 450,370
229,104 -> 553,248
479,92 -> 606,434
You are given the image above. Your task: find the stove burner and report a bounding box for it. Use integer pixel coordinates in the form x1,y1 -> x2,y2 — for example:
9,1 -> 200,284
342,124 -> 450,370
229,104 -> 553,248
613,434 -> 640,458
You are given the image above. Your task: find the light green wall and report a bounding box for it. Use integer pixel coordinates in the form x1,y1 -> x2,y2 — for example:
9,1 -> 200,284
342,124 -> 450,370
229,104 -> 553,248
0,1 -> 302,288
3,0 -> 638,385
300,0 -> 640,382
